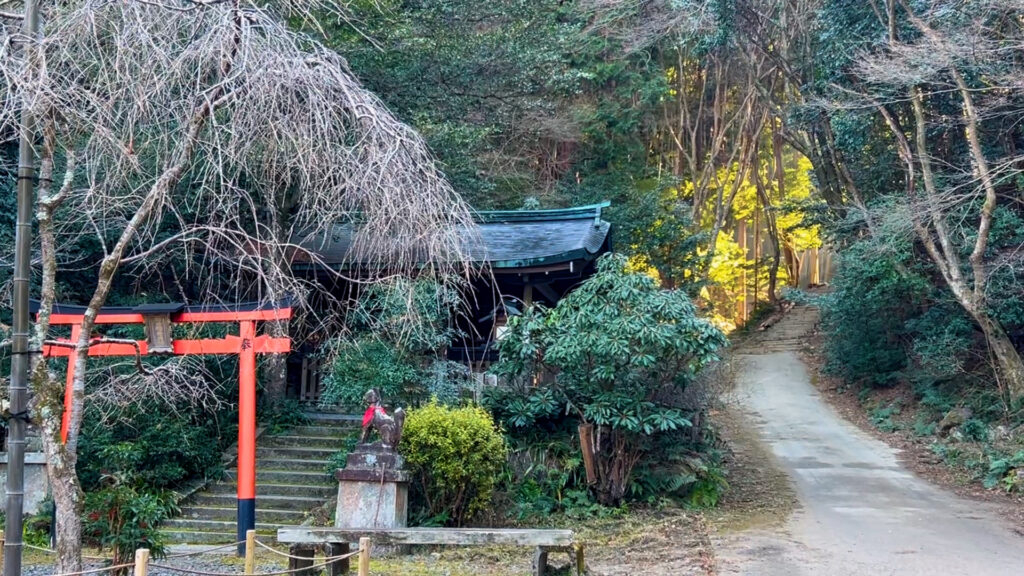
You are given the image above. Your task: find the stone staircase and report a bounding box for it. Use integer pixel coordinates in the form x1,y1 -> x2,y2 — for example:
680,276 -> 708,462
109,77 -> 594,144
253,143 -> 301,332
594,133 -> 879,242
161,412 -> 359,544
737,303 -> 820,355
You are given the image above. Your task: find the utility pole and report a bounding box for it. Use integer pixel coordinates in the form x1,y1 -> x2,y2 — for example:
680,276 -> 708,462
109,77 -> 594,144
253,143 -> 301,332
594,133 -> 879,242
5,2 -> 40,576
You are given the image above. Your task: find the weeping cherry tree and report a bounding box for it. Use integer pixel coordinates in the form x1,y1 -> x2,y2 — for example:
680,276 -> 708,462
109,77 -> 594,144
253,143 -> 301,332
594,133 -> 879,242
0,0 -> 475,571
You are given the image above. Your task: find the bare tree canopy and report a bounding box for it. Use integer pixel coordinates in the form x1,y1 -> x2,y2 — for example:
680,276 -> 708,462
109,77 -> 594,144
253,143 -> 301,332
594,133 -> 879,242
1,0 -> 475,299
579,0 -> 722,52
0,1 -> 477,571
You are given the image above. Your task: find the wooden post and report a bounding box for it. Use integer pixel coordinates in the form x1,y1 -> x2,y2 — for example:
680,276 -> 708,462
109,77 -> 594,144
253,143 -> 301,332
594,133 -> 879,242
574,544 -> 585,576
133,548 -> 150,576
357,537 -> 371,576
244,530 -> 256,575
1,529 -> 5,569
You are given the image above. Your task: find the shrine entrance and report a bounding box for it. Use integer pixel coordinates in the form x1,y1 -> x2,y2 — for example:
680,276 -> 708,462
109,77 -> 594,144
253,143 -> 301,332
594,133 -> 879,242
34,300 -> 292,552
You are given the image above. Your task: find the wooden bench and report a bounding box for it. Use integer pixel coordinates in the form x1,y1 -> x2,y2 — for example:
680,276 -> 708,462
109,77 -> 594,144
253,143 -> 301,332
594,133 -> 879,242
277,527 -> 585,576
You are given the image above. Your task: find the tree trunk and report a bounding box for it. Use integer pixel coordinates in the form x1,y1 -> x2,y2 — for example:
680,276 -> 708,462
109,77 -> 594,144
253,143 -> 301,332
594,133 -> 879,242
591,426 -> 640,506
48,450 -> 83,574
782,242 -> 799,286
975,313 -> 1024,402
903,85 -> 1024,402
35,367 -> 83,575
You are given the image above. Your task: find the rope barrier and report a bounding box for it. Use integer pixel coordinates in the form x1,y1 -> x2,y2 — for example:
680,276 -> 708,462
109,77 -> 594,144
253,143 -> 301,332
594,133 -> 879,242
252,540 -> 306,560
150,551 -> 360,576
163,541 -> 247,559
252,540 -> 359,561
28,535 -> 362,576
41,561 -> 136,576
25,544 -> 114,562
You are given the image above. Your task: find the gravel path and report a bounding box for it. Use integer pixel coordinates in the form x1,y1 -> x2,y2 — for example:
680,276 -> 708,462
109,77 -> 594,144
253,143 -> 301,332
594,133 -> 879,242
714,307 -> 1024,575
22,546 -> 308,576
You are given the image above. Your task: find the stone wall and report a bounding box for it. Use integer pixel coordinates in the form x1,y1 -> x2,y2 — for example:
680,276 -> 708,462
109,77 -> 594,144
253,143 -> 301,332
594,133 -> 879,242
0,452 -> 50,514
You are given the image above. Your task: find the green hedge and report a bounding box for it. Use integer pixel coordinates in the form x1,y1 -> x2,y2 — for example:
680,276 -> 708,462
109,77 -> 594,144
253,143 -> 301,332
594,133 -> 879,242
400,402 -> 507,526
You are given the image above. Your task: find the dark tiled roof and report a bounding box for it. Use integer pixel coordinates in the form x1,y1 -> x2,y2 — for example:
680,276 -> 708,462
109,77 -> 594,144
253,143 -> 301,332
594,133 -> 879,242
296,202 -> 612,270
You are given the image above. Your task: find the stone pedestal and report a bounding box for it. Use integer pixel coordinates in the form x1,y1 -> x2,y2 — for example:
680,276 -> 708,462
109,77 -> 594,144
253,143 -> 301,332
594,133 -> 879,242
334,445 -> 410,530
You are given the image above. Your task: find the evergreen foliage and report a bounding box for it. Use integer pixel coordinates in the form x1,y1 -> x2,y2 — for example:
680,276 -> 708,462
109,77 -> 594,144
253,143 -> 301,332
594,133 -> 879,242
494,253 -> 727,505
319,277 -> 469,409
83,474 -> 177,572
400,402 -> 508,526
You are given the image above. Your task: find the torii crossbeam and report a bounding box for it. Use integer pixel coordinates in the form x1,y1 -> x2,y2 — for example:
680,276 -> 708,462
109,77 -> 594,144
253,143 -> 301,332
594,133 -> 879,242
33,300 -> 292,553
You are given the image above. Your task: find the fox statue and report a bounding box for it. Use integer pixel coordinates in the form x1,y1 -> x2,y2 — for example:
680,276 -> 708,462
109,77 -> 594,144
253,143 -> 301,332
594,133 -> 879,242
359,388 -> 405,449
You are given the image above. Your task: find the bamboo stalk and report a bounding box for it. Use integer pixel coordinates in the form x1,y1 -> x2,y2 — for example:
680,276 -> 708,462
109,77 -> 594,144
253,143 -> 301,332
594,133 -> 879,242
5,4 -> 41,576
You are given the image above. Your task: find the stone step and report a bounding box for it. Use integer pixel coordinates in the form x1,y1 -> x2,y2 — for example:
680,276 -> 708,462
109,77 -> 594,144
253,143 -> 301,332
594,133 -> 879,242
207,482 -> 335,498
253,457 -> 334,472
260,434 -> 350,449
177,505 -> 308,523
288,424 -> 358,438
162,518 -> 284,533
160,530 -> 249,545
301,413 -> 362,427
228,469 -> 334,484
257,446 -> 341,460
189,493 -> 325,510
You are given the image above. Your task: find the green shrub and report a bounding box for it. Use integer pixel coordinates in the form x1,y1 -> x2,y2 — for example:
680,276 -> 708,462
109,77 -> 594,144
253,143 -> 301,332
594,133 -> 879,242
400,402 -> 508,526
493,253 -> 727,506
869,402 -> 902,432
324,434 -> 359,475
911,415 -> 937,437
83,473 -> 177,574
985,451 -> 1024,492
819,240 -> 929,387
684,461 -> 729,509
495,430 -> 603,521
319,277 -> 468,410
24,500 -> 53,547
261,399 -> 309,435
320,337 -> 422,409
628,426 -> 728,509
78,406 -> 225,492
906,309 -> 974,386
960,418 -> 989,442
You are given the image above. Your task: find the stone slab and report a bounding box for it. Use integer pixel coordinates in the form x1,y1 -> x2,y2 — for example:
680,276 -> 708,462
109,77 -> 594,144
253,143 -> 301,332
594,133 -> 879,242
334,467 -> 410,483
278,527 -> 575,547
344,445 -> 404,470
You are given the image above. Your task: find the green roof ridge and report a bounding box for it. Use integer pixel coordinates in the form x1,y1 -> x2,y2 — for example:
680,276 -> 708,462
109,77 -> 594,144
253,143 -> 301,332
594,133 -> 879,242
474,201 -> 610,224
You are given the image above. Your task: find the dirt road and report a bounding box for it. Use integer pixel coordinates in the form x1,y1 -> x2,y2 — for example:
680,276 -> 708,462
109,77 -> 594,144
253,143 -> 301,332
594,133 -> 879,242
714,307 -> 1024,575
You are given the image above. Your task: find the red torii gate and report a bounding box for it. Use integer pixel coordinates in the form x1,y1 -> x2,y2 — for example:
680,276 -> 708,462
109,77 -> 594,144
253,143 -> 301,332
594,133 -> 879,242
33,300 -> 292,551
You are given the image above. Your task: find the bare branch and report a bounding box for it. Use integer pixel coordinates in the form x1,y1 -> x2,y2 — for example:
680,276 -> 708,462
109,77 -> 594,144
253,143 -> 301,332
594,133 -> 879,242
86,357 -> 226,424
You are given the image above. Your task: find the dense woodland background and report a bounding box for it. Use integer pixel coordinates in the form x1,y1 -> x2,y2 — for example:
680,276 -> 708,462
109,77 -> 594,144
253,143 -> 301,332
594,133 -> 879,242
1,0 -> 1023,556
317,0 -> 1024,407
